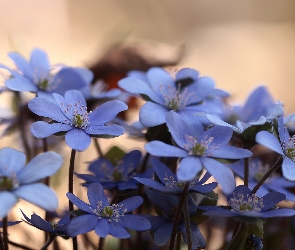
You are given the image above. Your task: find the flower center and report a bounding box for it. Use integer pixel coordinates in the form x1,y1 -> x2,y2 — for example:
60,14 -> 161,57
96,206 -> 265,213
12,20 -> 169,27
90,201 -> 127,223
228,193 -> 264,212
50,221 -> 58,230
282,135 -> 295,161
0,176 -> 19,191
184,135 -> 214,156
38,78 -> 49,90
250,160 -> 277,183
112,170 -> 123,182
159,84 -> 195,111
163,174 -> 198,189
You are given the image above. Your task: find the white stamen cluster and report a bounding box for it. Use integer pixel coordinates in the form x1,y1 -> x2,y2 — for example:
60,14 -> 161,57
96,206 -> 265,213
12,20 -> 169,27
282,135 -> 295,161
184,135 -> 216,156
228,192 -> 264,213
61,101 -> 92,129
163,174 -> 197,189
32,68 -> 57,91
159,83 -> 195,111
89,201 -> 128,223
99,161 -> 136,183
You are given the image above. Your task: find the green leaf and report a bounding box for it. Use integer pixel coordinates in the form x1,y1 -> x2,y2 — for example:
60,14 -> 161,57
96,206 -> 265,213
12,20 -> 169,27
104,146 -> 125,165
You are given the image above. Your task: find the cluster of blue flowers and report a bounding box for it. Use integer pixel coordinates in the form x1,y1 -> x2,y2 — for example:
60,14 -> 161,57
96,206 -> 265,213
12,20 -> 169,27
1,48 -> 295,249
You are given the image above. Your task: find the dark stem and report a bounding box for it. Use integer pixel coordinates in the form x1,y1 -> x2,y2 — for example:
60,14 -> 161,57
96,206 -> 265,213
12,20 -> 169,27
2,217 -> 8,250
8,240 -> 34,250
244,157 -> 249,187
93,138 -> 103,157
176,232 -> 182,250
98,237 -> 105,250
68,149 -> 78,250
169,182 -> 190,250
183,190 -> 192,250
252,156 -> 282,194
40,235 -> 56,250
0,231 -> 3,250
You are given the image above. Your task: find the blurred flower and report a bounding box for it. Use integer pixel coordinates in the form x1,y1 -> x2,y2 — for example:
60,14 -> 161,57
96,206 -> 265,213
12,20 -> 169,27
198,185 -> 295,218
145,111 -> 252,194
28,90 -> 127,151
66,183 -> 150,238
134,157 -> 217,194
0,220 -> 21,227
0,147 -> 62,218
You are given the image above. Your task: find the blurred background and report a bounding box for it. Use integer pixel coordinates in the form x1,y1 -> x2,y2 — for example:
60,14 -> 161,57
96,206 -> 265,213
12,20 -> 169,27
1,0 -> 295,112
1,1 -> 295,249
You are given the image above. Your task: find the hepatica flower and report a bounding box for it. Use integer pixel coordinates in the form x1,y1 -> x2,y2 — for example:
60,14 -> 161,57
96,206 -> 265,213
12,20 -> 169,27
75,150 -> 152,190
66,183 -> 150,238
145,111 -> 252,194
119,67 -> 216,128
0,48 -> 90,100
199,185 -> 295,218
134,157 -> 217,194
28,90 -> 127,151
0,147 -> 62,218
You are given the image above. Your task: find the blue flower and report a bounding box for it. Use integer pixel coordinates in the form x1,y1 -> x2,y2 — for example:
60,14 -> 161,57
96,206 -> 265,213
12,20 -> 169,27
21,210 -> 70,238
75,150 -> 152,190
119,67 -> 217,128
0,48 -> 91,100
0,220 -> 21,227
66,183 -> 151,238
134,157 -> 217,194
145,111 -> 252,194
145,188 -> 206,248
0,147 -> 63,218
198,185 -> 295,218
28,90 -> 127,151
230,158 -> 295,201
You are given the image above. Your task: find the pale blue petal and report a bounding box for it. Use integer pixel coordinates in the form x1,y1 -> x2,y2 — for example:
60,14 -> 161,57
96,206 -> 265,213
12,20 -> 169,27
94,219 -> 110,237
139,102 -> 168,127
28,97 -> 69,122
175,68 -> 199,82
208,146 -> 253,159
256,131 -> 284,155
117,196 -> 143,212
65,129 -> 91,151
52,93 -> 71,119
119,214 -> 150,230
145,141 -> 188,157
0,192 -> 17,218
85,124 -> 125,137
89,100 -> 128,125
8,52 -> 33,78
87,183 -> 109,208
146,67 -> 174,90
206,114 -> 241,133
30,121 -> 72,138
66,193 -> 92,213
261,192 -> 286,211
201,157 -> 235,195
5,76 -> 37,92
177,110 -> 204,138
282,157 -> 295,181
14,183 -> 58,211
109,223 -> 130,238
199,125 -> 233,147
177,157 -> 203,181
29,48 -> 50,75
67,214 -> 97,237
151,157 -> 175,183
0,148 -> 26,176
17,152 -> 63,183
186,76 -> 215,103
64,90 -> 87,107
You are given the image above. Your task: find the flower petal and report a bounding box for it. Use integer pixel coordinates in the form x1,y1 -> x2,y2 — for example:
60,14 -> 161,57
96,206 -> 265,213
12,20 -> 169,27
94,218 -> 111,237
199,125 -> 233,147
154,222 -> 173,246
0,192 -> 17,218
139,102 -> 168,127
14,183 -> 58,211
208,146 -> 253,159
282,157 -> 295,181
64,90 -> 87,107
30,49 -> 50,76
65,129 -> 91,151
145,141 -> 188,158
30,121 -> 72,138
87,183 -> 109,208
177,157 -> 203,181
256,131 -> 284,155
67,214 -> 97,237
5,76 -> 37,92
0,148 -> 26,176
66,193 -> 92,213
8,52 -> 33,78
109,223 -> 130,238
261,192 -> 286,211
17,151 -> 63,183
119,214 -> 150,230
117,196 -> 143,213
85,124 -> 124,137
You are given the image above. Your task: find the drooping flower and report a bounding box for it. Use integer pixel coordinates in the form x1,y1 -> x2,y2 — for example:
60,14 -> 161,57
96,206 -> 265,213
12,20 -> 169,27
0,147 -> 63,218
134,157 -> 217,194
28,90 -> 127,151
66,183 -> 151,238
144,188 -> 206,248
21,210 -> 70,238
119,67 -> 218,128
0,48 -> 91,100
230,158 -> 295,201
75,150 -> 152,190
198,185 -> 295,218
145,111 -> 252,194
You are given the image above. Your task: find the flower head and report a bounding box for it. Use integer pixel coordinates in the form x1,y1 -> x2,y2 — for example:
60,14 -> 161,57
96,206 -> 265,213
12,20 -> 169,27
0,147 -> 63,218
66,183 -> 150,238
28,90 -> 127,151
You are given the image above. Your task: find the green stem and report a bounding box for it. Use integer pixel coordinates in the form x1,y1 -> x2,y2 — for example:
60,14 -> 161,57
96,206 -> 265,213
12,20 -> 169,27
98,237 -> 105,250
94,138 -> 103,157
244,158 -> 249,187
183,191 -> 192,250
169,182 -> 190,250
40,235 -> 56,250
68,149 -> 78,250
252,156 -> 282,194
2,217 -> 8,250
